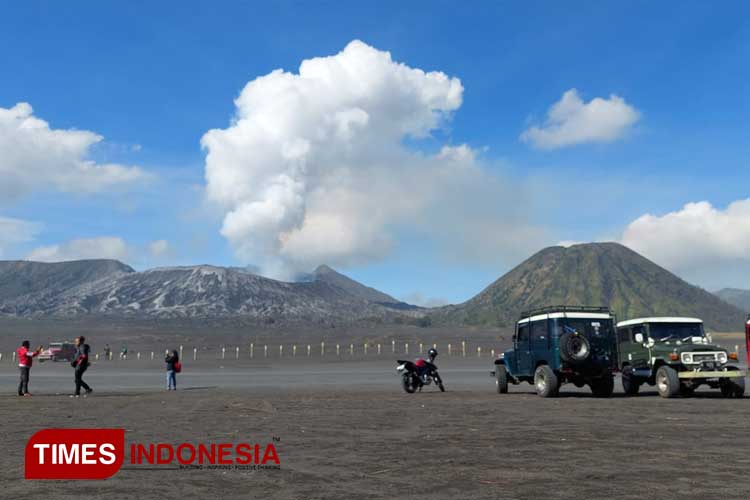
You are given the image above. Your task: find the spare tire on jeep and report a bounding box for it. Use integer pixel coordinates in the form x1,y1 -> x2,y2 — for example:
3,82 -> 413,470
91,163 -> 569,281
559,331 -> 591,364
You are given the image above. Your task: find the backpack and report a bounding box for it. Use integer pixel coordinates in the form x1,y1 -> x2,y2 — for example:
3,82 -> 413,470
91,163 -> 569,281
174,361 -> 182,373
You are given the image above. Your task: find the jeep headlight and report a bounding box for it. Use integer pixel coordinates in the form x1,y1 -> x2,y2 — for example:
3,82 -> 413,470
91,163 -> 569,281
717,352 -> 728,364
681,352 -> 692,364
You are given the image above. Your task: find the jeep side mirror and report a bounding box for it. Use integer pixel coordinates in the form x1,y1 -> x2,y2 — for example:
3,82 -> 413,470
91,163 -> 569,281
634,333 -> 644,343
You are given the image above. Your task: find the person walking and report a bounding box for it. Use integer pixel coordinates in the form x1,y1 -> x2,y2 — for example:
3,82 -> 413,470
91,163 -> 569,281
17,340 -> 42,396
165,349 -> 179,390
71,336 -> 93,398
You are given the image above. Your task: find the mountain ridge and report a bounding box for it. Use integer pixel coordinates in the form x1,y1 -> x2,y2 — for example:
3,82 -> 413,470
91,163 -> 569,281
714,288 -> 750,312
0,260 -> 416,322
431,242 -> 745,332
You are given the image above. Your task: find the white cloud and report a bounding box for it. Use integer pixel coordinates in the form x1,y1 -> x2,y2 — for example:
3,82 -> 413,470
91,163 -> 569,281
148,239 -> 169,257
402,292 -> 450,308
202,40 -> 544,278
621,200 -> 750,271
27,237 -> 130,263
521,89 -> 640,149
0,102 -> 149,202
0,216 -> 41,257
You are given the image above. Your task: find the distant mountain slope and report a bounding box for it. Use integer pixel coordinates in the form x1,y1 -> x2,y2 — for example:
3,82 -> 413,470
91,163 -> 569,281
0,261 -> 415,322
715,288 -> 750,312
310,265 -> 400,304
433,243 -> 745,332
0,260 -> 134,314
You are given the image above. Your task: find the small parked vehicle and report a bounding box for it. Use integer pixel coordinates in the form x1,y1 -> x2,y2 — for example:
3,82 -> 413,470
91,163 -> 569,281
617,317 -> 745,398
491,306 -> 618,397
38,341 -> 77,362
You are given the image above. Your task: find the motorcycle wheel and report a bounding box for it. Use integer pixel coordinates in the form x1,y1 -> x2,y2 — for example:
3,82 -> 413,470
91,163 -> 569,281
438,382 -> 445,392
401,374 -> 417,394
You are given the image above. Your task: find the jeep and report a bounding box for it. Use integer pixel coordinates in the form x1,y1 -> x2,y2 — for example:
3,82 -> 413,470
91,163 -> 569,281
491,306 -> 618,397
617,317 -> 746,398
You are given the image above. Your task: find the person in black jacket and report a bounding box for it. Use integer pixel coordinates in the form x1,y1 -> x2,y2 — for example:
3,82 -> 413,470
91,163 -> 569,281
71,336 -> 93,397
165,349 -> 179,390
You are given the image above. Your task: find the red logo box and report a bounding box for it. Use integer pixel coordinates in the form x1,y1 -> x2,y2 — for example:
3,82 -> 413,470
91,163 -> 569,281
25,428 -> 125,480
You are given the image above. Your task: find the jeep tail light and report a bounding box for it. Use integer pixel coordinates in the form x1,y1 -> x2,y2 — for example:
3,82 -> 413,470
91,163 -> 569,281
669,353 -> 679,361
728,352 -> 738,361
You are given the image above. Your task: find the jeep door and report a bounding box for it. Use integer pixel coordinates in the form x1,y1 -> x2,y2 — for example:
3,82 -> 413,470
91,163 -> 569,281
530,319 -> 552,369
620,325 -> 649,369
514,322 -> 533,376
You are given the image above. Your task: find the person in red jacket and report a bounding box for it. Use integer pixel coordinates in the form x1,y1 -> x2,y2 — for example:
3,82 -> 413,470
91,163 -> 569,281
17,340 -> 42,396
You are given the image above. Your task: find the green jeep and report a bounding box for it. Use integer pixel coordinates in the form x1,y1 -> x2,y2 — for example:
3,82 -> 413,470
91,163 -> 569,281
617,317 -> 746,398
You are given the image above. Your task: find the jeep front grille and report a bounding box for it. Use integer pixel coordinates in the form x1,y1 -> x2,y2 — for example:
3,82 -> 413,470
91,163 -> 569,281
681,352 -> 720,364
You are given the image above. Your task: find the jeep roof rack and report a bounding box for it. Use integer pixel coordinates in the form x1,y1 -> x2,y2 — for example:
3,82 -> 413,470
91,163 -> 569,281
519,305 -> 613,319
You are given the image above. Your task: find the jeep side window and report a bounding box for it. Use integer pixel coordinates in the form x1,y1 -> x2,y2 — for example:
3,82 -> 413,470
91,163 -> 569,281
517,323 -> 529,346
617,327 -> 630,343
530,319 -> 547,348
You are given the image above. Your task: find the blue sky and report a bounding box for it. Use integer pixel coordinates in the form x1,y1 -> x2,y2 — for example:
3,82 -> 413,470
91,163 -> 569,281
1,1 -> 749,304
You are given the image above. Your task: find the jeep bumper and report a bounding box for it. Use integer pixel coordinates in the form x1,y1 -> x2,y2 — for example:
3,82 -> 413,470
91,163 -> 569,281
678,370 -> 747,379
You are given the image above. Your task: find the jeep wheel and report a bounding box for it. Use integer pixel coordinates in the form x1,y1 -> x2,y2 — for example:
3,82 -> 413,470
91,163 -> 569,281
720,368 -> 745,398
621,366 -> 640,396
495,364 -> 508,394
591,375 -> 614,398
534,365 -> 559,398
655,365 -> 680,398
559,332 -> 591,364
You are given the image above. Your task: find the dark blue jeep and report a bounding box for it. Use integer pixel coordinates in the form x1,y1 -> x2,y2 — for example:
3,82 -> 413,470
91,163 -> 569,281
491,306 -> 618,397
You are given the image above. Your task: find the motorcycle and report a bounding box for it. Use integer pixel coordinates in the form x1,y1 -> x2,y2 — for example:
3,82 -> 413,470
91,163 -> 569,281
396,358 -> 445,393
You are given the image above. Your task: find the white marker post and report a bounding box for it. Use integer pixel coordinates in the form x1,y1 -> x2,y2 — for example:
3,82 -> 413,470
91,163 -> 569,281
419,343 -> 423,355
336,344 -> 340,356
193,347 -> 197,361
378,344 -> 381,355
137,352 -> 141,360
151,352 -> 154,360
279,345 -> 283,358
221,347 -> 226,360
293,345 -> 297,357
350,344 -> 354,356
95,353 -> 99,361
250,343 -> 254,359
264,345 -> 268,358
236,347 -> 240,359
12,351 -> 16,362
364,343 -> 368,356
491,349 -> 495,358
477,347 -> 482,358
321,341 -> 325,357
448,344 -> 452,356
392,340 -> 396,354
405,343 -> 409,355
307,345 -> 311,357
462,341 -> 466,358
179,345 -> 183,360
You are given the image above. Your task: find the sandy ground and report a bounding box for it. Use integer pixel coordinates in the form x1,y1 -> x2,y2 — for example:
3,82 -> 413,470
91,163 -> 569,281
0,354 -> 749,500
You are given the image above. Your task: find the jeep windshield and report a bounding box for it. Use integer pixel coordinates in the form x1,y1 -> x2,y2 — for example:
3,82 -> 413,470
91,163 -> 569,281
648,322 -> 704,341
